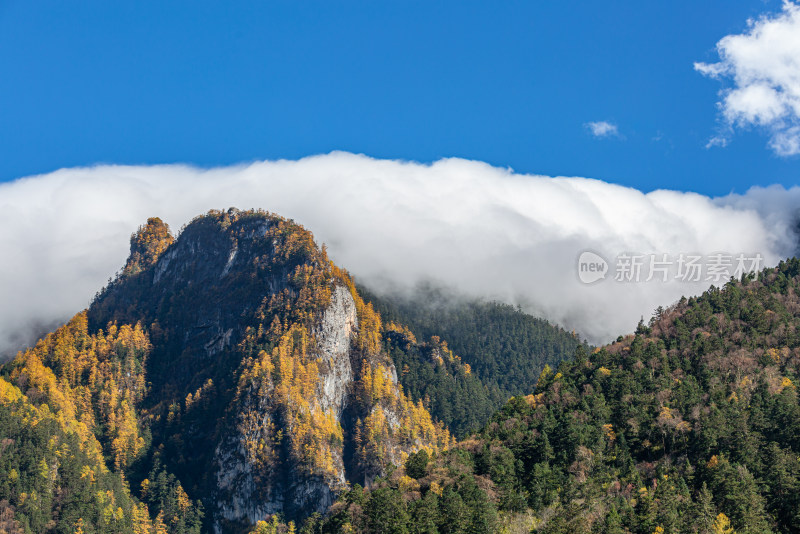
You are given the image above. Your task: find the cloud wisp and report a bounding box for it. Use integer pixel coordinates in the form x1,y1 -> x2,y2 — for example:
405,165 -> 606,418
585,121 -> 620,138
0,152 -> 798,356
695,1 -> 800,155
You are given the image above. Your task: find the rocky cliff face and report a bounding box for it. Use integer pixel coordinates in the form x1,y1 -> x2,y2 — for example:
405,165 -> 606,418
213,284 -> 359,530
315,285 -> 358,418
88,209 -> 450,533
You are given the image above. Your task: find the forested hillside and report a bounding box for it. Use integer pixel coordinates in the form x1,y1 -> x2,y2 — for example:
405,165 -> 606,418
4,208 -> 799,534
360,286 -> 587,437
0,210 -> 452,533
315,260 -> 800,534
0,314 -> 202,533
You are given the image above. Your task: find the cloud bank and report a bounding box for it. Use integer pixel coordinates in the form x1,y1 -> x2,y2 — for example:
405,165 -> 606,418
696,1 -> 800,155
0,152 -> 798,356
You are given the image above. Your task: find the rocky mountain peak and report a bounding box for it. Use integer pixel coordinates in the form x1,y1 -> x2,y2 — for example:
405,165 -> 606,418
123,216 -> 175,276
87,209 -> 451,531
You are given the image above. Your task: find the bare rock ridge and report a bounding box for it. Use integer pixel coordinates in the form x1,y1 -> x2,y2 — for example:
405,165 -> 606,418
88,209 -> 450,532
213,284 -> 359,529
315,285 -> 359,418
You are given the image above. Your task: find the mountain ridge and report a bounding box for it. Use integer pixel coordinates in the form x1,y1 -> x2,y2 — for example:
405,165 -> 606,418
1,209 -> 452,533
4,208 -> 797,533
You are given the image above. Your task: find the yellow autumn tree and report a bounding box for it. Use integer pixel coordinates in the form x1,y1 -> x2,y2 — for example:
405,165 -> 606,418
712,513 -> 735,534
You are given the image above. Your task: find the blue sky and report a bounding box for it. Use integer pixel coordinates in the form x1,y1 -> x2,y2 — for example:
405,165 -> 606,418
1,0 -> 798,195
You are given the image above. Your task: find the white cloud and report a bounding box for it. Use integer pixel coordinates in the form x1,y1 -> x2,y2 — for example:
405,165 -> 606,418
585,121 -> 620,138
695,1 -> 800,155
0,152 -> 797,356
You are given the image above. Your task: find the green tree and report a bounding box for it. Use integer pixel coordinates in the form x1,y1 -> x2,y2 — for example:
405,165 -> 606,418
366,487 -> 409,534
406,450 -> 430,480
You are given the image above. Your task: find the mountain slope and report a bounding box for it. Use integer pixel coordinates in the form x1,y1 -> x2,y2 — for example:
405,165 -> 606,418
0,313 -> 201,533
318,260 -> 800,534
87,209 -> 451,531
0,209 -> 452,533
7,207 -> 799,533
379,324 -> 500,439
359,285 -> 587,437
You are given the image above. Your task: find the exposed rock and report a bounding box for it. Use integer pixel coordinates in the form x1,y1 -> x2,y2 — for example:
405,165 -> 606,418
88,209 -> 448,532
213,283 -> 357,530
315,285 -> 358,418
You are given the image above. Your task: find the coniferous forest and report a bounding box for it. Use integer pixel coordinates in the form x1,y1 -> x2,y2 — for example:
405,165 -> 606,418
360,285 -> 588,437
1,210 -> 799,533
314,261 -> 800,534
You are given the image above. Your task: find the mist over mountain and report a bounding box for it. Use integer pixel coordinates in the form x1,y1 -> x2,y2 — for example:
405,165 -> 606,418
2,207 -> 800,533
1,153 -> 799,358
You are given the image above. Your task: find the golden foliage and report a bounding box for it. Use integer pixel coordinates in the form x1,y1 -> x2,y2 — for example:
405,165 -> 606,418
0,378 -> 22,404
249,516 -> 280,534
780,376 -> 795,391
355,361 -> 453,473
359,362 -> 396,404
523,393 -> 544,408
398,474 -> 420,494
712,512 -> 736,534
766,347 -> 780,363
175,486 -> 191,514
8,312 -> 151,470
536,365 -> 553,391
131,502 -> 156,534
229,223 -> 451,493
124,217 -> 174,276
0,376 -> 163,532
236,322 -> 345,484
385,322 -> 417,344
603,423 -> 616,442
333,265 -> 382,354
